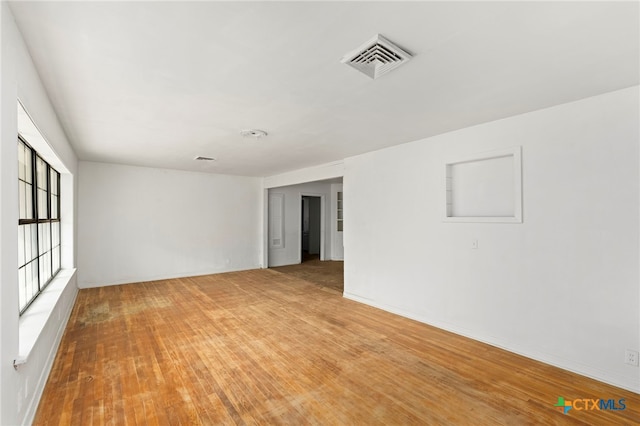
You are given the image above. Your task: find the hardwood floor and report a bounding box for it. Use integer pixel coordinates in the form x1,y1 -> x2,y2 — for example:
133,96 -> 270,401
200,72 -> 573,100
271,255 -> 344,293
34,269 -> 639,425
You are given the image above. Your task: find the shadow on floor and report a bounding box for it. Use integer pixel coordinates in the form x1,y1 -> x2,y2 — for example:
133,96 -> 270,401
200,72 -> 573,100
271,253 -> 344,293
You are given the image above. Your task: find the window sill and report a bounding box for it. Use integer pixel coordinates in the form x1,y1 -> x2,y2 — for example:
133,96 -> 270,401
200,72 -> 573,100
16,268 -> 77,367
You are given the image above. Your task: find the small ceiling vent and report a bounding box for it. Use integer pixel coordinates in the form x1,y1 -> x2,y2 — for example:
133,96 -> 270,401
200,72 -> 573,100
194,156 -> 216,161
240,129 -> 268,139
341,34 -> 412,79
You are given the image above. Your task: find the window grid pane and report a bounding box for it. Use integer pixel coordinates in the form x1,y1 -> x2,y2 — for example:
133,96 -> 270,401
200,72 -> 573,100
337,191 -> 344,232
36,157 -> 47,219
18,140 -> 34,220
18,142 -> 25,181
52,222 -> 60,248
25,146 -> 33,184
18,138 -> 61,313
50,169 -> 59,220
37,189 -> 47,219
52,221 -> 61,277
25,182 -> 33,220
30,223 -> 38,259
19,181 -> 26,218
18,225 -> 25,267
50,169 -> 59,195
52,195 -> 58,219
36,157 -> 46,190
30,262 -> 38,297
52,246 -> 61,273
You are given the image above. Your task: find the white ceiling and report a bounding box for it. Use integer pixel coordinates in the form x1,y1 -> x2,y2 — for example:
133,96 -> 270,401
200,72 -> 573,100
8,1 -> 639,177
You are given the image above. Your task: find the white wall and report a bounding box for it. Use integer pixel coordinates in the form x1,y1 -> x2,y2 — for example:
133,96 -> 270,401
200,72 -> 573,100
268,181 -> 333,267
344,86 -> 640,393
264,160 -> 344,189
78,162 -> 263,287
0,4 -> 79,424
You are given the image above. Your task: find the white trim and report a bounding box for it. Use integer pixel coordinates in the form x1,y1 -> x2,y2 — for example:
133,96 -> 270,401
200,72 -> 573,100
17,100 -> 70,174
17,269 -> 77,363
330,183 -> 344,260
343,292 -> 640,394
17,269 -> 78,425
77,265 -> 261,289
262,188 -> 269,268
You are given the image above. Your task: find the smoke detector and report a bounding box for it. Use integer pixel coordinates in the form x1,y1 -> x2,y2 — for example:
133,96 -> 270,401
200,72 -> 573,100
341,34 -> 412,79
240,129 -> 268,139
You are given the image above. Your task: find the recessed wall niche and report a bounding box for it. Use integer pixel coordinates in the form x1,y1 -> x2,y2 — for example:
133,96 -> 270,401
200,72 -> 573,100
444,147 -> 522,223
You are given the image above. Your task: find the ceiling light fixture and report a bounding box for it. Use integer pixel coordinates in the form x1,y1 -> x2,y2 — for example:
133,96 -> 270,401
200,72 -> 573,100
342,34 -> 413,79
240,129 -> 268,139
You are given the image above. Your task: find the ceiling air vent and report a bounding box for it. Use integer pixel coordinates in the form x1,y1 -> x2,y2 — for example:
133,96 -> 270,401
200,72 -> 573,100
194,156 -> 216,161
240,129 -> 268,139
341,34 -> 412,79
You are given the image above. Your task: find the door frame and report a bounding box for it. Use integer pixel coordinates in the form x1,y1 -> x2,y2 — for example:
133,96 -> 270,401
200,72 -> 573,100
298,192 -> 325,263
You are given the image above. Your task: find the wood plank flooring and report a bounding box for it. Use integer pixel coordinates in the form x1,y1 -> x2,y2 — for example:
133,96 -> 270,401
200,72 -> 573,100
34,269 -> 639,425
271,256 -> 343,293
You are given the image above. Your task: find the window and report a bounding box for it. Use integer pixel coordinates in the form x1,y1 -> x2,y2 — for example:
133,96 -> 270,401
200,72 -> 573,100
18,137 -> 61,314
337,191 -> 343,232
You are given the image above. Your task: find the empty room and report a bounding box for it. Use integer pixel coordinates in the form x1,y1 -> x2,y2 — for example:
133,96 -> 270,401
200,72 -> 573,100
0,1 -> 639,424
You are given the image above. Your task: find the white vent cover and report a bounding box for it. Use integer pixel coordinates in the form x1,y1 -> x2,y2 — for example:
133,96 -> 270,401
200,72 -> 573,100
341,34 -> 412,79
240,129 -> 268,139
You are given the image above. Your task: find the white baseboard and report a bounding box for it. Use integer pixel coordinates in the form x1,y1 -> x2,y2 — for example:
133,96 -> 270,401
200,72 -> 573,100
343,292 -> 640,395
78,264 -> 263,288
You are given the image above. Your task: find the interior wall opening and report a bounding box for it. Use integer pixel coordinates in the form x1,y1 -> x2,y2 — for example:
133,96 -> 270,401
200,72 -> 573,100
266,178 -> 344,294
301,195 -> 322,263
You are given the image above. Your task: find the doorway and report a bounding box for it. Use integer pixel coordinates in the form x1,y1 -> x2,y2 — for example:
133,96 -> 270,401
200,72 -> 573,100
301,195 -> 321,263
267,182 -> 343,294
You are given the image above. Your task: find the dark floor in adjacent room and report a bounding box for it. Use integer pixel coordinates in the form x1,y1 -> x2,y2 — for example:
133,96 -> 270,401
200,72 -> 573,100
271,254 -> 344,294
